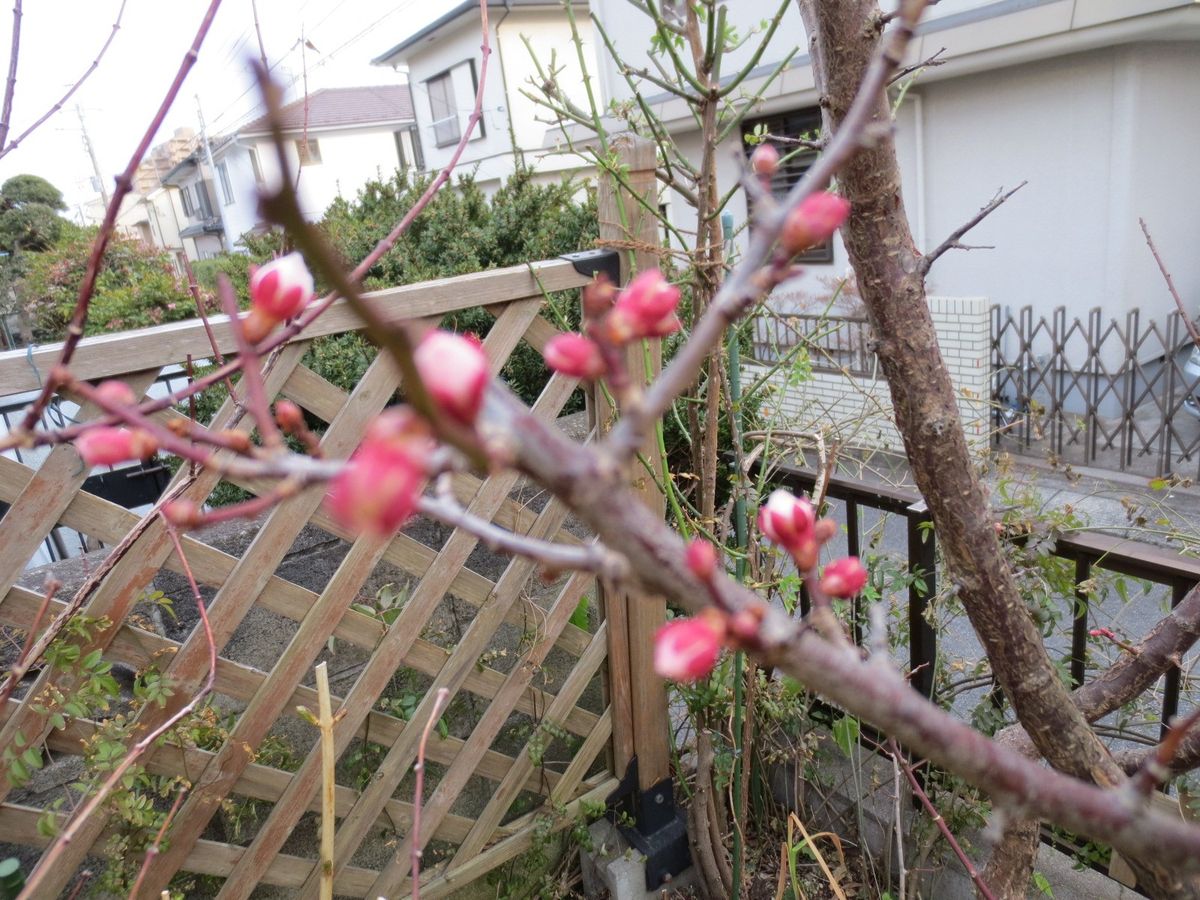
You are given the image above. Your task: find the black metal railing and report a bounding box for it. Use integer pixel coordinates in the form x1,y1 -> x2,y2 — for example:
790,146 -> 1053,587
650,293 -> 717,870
750,312 -> 875,376
765,459 -> 1200,736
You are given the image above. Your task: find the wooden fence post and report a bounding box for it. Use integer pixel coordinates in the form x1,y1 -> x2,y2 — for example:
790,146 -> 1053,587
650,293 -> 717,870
592,134 -> 687,889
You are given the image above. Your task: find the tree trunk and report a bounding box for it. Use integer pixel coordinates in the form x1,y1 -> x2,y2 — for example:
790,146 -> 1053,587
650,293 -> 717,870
798,2 -> 1197,896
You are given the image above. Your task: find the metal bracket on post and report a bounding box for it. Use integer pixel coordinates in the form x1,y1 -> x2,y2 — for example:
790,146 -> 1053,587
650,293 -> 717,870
560,249 -> 622,286
606,756 -> 692,891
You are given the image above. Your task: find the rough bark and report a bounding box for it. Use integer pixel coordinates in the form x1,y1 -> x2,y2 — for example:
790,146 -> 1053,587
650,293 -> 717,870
797,1 -> 1196,896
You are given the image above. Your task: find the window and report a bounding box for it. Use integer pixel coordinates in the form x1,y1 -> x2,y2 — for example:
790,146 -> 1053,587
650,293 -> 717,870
394,130 -> 407,170
742,108 -> 834,264
296,138 -> 322,166
179,185 -> 193,217
427,71 -> 459,147
249,148 -> 265,185
217,162 -> 234,205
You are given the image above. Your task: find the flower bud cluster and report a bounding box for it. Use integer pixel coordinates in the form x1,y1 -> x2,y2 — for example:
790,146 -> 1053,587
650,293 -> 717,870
541,270 -> 681,381
758,488 -> 869,600
75,426 -> 158,467
780,193 -> 851,257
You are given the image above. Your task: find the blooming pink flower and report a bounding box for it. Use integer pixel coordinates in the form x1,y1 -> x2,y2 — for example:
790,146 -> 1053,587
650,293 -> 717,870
250,253 -> 315,322
606,270 -> 681,342
654,613 -> 725,681
75,427 -> 157,467
326,441 -> 424,536
543,333 -> 607,380
780,192 -> 851,255
750,143 -> 780,177
685,538 -> 717,581
820,556 -> 869,598
414,330 -> 490,425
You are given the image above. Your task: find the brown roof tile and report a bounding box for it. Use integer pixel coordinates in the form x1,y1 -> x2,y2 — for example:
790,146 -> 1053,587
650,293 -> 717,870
239,85 -> 413,136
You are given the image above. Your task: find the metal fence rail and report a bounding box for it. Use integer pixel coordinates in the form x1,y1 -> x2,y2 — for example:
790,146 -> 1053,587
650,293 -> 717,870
750,311 -> 875,376
992,305 -> 1200,478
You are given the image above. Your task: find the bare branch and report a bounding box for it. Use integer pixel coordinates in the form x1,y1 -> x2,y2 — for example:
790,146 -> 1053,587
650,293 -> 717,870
919,181 -> 1026,275
0,0 -> 22,151
14,0 -> 225,436
0,0 -> 127,161
1140,217 -> 1199,348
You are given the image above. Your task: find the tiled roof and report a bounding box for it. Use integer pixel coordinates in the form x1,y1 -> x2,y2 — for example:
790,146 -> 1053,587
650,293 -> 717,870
239,85 -> 414,136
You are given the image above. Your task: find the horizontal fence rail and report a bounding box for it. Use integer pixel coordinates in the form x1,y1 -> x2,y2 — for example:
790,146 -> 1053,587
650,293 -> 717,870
992,305 -> 1200,479
0,253 -> 628,897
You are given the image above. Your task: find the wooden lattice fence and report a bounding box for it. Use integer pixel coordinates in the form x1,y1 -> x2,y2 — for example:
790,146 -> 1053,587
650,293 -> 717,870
0,250 -> 663,897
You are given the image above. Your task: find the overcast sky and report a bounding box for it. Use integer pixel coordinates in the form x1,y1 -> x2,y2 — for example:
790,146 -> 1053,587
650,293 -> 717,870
0,0 -> 463,214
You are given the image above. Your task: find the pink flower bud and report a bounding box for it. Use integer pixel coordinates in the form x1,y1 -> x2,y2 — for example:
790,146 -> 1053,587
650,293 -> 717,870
75,427 -> 157,467
363,407 -> 434,466
325,441 -> 424,537
750,143 -> 780,177
606,270 -> 681,342
820,556 -> 869,598
250,252 -> 315,322
163,499 -> 202,528
543,333 -> 607,380
685,538 -> 717,581
582,275 -> 618,321
274,400 -> 305,434
95,380 -> 137,408
654,612 -> 725,681
780,192 -> 850,255
757,489 -> 816,553
414,330 -> 490,425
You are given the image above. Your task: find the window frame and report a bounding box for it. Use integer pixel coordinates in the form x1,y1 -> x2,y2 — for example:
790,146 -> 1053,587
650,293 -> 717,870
426,70 -> 460,148
742,108 -> 835,265
217,161 -> 234,205
296,138 -> 322,166
249,148 -> 265,185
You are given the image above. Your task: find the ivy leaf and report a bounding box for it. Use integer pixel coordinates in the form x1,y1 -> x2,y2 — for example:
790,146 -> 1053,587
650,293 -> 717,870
832,715 -> 860,758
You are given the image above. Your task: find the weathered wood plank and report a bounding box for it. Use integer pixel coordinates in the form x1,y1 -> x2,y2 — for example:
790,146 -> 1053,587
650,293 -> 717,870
215,299 -> 563,900
0,343 -> 308,809
0,370 -> 159,609
420,780 -> 619,900
0,259 -> 588,393
0,698 -> 492,845
370,567 -> 598,895
444,624 -> 611,870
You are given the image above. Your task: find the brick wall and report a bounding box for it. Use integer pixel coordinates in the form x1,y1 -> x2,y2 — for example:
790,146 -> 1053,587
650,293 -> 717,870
745,297 -> 991,454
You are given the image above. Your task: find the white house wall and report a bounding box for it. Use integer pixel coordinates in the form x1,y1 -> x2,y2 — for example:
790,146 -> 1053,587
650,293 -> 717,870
214,144 -> 264,246
246,128 -> 410,221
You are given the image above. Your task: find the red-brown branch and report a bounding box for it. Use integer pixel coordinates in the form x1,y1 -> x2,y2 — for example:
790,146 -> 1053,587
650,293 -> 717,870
411,687 -> 450,900
19,520 -> 216,899
15,0 -> 224,436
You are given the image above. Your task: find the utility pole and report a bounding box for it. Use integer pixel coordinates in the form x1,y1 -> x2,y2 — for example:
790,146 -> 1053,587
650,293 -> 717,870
195,95 -> 232,253
75,105 -> 110,208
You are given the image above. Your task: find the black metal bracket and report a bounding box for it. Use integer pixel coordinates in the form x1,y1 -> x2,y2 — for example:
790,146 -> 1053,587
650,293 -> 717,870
560,249 -> 621,286
605,756 -> 691,890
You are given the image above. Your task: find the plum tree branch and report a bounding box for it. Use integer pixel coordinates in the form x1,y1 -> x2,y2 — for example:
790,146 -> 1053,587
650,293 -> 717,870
918,181 -> 1026,275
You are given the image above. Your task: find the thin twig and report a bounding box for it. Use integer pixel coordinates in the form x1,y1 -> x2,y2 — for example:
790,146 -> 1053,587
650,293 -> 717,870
0,577 -> 59,710
1130,705 -> 1200,795
0,0 -> 22,152
0,0 -> 126,160
888,739 -> 996,900
918,182 -> 1026,275
1140,217 -> 1199,348
20,519 -> 217,898
411,687 -> 450,900
15,0 -> 225,436
128,784 -> 186,898
607,1 -> 929,457
418,492 -> 623,577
